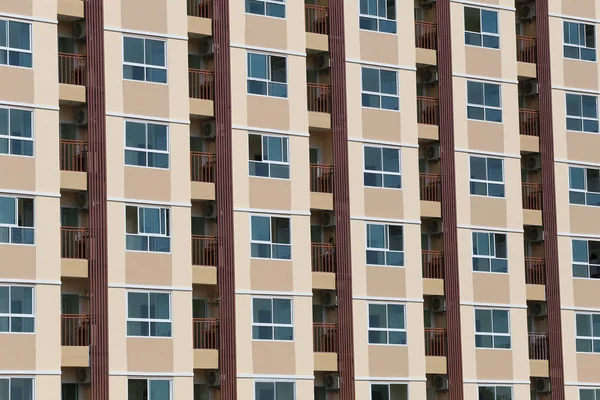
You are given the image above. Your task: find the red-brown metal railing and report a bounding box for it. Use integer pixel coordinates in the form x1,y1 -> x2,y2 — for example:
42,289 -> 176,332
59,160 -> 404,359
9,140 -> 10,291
525,257 -> 545,285
424,328 -> 447,356
305,5 -> 329,35
516,36 -> 537,63
528,332 -> 549,360
313,323 -> 338,352
58,53 -> 87,86
61,227 -> 89,259
190,152 -> 216,182
519,109 -> 540,137
189,69 -> 215,100
522,182 -> 542,210
193,318 -> 219,349
417,96 -> 439,125
60,140 -> 88,172
422,250 -> 444,279
415,21 -> 437,50
192,235 -> 218,266
311,243 -> 336,273
187,0 -> 212,18
307,84 -> 331,113
310,164 -> 334,193
420,173 -> 442,202
61,314 -> 90,346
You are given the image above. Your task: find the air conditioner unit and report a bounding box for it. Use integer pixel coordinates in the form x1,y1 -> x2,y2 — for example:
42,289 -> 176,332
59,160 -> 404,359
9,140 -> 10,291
520,3 -> 536,20
535,378 -> 551,394
204,201 -> 217,219
423,68 -> 438,84
77,192 -> 89,211
426,144 -> 441,161
317,53 -> 331,70
431,296 -> 446,313
433,375 -> 449,391
76,107 -> 88,126
74,20 -> 86,39
200,39 -> 214,56
421,0 -> 436,5
321,211 -> 335,228
324,373 -> 340,391
77,368 -> 91,385
527,227 -> 544,243
206,370 -> 220,387
202,121 -> 216,139
428,219 -> 443,235
527,155 -> 542,171
523,80 -> 539,96
532,302 -> 548,317
322,290 -> 338,307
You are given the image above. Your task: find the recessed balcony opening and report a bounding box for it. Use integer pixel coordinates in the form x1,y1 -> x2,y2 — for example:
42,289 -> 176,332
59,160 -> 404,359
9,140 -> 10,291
310,210 -> 336,273
191,201 -> 218,267
414,0 -> 437,50
58,20 -> 87,87
189,38 -> 215,101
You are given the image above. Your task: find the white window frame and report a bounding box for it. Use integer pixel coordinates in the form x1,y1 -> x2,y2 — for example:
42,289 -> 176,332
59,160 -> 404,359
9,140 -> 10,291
474,308 -> 511,349
359,0 -> 397,34
569,166 -> 600,206
369,383 -> 409,400
0,285 -> 35,334
122,36 -> 167,84
471,231 -> 508,273
367,303 -> 407,346
563,20 -> 597,62
248,133 -> 290,180
360,66 -> 400,111
127,378 -> 172,400
0,377 -> 35,399
246,52 -> 288,98
125,205 -> 171,253
571,238 -> 600,279
466,80 -> 503,123
464,7 -> 500,49
0,19 -> 33,69
575,312 -> 600,353
126,291 -> 172,338
365,223 -> 404,267
245,0 -> 286,19
363,145 -> 402,189
251,297 -> 294,342
565,93 -> 599,133
0,106 -> 34,157
469,155 -> 505,198
124,120 -> 170,169
579,387 -> 600,400
477,385 -> 513,400
0,195 -> 35,246
253,381 -> 295,400
249,214 -> 292,260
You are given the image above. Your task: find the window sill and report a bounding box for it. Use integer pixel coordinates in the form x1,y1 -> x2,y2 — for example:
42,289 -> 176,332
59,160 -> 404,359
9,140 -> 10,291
123,77 -> 168,86
361,105 -> 400,113
247,92 -> 289,100
464,43 -> 500,51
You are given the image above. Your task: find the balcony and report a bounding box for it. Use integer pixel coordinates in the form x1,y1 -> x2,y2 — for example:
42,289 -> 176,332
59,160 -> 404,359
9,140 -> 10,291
192,235 -> 218,266
61,227 -> 89,279
519,109 -> 539,137
190,152 -> 216,200
516,36 -> 537,78
187,0 -> 212,36
311,243 -> 336,273
525,257 -> 545,285
189,69 -> 215,116
415,21 -> 437,50
60,140 -> 87,172
193,318 -> 219,369
417,97 -> 439,126
424,328 -> 447,374
58,53 -> 87,103
422,250 -> 444,279
528,332 -> 549,360
61,314 -> 90,367
314,323 -> 338,371
307,84 -> 331,129
522,183 -> 542,210
310,164 -> 333,193
420,173 -> 441,202
305,4 -> 329,51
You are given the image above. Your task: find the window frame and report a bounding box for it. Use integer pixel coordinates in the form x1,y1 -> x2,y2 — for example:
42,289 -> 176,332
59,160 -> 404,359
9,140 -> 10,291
122,36 -> 168,84
477,385 -> 514,400
251,297 -> 294,342
248,133 -> 290,180
579,387 -> 600,400
569,166 -> 600,207
575,312 -> 600,353
0,106 -> 34,157
245,0 -> 286,19
363,145 -> 402,189
360,66 -> 400,111
365,223 -> 405,267
469,155 -> 505,198
127,378 -> 172,400
359,0 -> 398,34
123,120 -> 170,170
246,52 -> 288,99
474,308 -> 511,349
0,195 -> 35,245
249,214 -> 292,260
463,7 -> 500,50
0,377 -> 35,400
369,383 -> 409,400
565,92 -> 599,133
563,20 -> 597,62
125,205 -> 171,253
126,291 -> 172,338
572,238 -> 600,279
367,303 -> 407,346
0,285 -> 36,334
0,18 -> 33,69
466,80 -> 503,123
471,231 -> 508,273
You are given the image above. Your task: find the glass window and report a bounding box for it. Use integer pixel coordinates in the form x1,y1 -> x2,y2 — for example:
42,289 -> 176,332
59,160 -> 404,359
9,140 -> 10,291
0,107 -> 33,156
250,215 -> 291,260
575,313 -> 600,353
125,206 -> 170,252
464,7 -> 499,49
248,134 -> 289,179
0,20 -> 32,68
126,292 -> 171,337
467,81 -> 502,122
359,0 -> 397,34
569,166 -> 600,206
252,298 -> 293,341
368,303 -> 406,345
370,383 -> 408,400
361,67 -> 399,110
0,196 -> 34,245
566,93 -> 599,133
475,309 -> 511,349
364,146 -> 401,189
579,388 -> 600,400
0,378 -> 34,400
564,21 -> 596,61
366,224 -> 404,266
469,156 -> 505,198
247,53 -> 288,98
478,386 -> 513,400
128,379 -> 171,400
472,232 -> 508,273
572,239 -> 600,279
125,121 -> 169,169
245,0 -> 286,18
123,36 -> 167,83
0,286 -> 35,333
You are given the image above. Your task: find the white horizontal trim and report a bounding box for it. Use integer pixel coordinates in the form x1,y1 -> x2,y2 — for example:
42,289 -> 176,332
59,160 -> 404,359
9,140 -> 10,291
453,73 -> 518,85
346,58 -> 416,72
109,372 -> 193,377
235,290 -> 312,297
108,197 -> 191,208
555,158 -> 600,168
238,374 -> 313,380
234,208 -> 311,216
561,305 -> 600,313
549,12 -> 600,25
233,125 -> 309,138
464,379 -> 530,385
559,231 -> 600,240
458,224 -> 524,234
231,43 -> 305,57
104,27 -> 187,41
0,370 -> 61,375
552,85 -> 600,95
450,0 -> 515,11
566,382 -> 600,387
461,301 -> 527,309
0,99 -> 58,111
0,279 -> 60,286
455,148 -> 521,160
106,112 -> 190,125
353,296 -> 424,304
350,216 -> 422,225
348,137 -> 419,149
0,189 -> 60,199
108,283 -> 192,292
356,377 -> 427,382
0,12 -> 58,24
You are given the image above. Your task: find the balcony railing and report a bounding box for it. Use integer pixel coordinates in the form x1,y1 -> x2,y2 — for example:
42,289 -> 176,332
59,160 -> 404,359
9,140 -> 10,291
528,332 -> 549,360
424,328 -> 447,357
525,257 -> 545,285
522,182 -> 542,210
58,53 -> 87,86
417,96 -> 439,125
305,4 -> 329,35
307,83 -> 331,113
187,0 -> 212,18
61,314 -> 90,346
189,69 -> 215,100
311,243 -> 336,273
420,173 -> 442,202
519,109 -> 540,137
61,227 -> 89,259
415,21 -> 437,50
192,235 -> 218,266
313,323 -> 338,352
190,152 -> 216,183
516,36 -> 537,64
422,250 -> 444,279
310,164 -> 333,193
60,140 -> 87,172
193,318 -> 219,349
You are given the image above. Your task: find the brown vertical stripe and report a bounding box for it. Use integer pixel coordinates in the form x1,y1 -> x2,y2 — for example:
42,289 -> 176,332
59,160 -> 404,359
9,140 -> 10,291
535,1 -> 565,397
213,0 -> 237,397
85,0 -> 109,399
436,1 -> 464,398
328,1 -> 355,399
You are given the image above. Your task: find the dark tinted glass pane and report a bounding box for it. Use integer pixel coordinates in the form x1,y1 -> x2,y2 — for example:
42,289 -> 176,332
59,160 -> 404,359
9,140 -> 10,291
266,3 -> 285,18
362,94 -> 380,108
481,10 -> 498,34
464,7 -> 481,33
360,17 -> 378,31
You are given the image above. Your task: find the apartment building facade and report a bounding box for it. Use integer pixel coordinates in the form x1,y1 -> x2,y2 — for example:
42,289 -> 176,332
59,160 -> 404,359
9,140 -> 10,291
1,0 -> 600,399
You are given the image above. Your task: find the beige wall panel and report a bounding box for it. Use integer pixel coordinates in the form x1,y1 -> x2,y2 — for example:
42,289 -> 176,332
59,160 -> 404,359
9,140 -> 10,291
0,157 -> 36,191
290,216 -> 312,294
564,59 -> 599,91
107,203 -> 126,284
124,167 -> 171,202
363,188 -> 404,220
562,0 -> 596,19
401,149 -> 421,222
245,15 -> 287,50
570,206 -> 600,235
246,96 -> 290,131
509,309 -> 531,381
352,301 -> 369,377
35,376 -> 62,400
450,3 -> 467,75
104,32 -> 125,113
472,273 -> 510,304
230,50 -> 248,127
560,311 -> 578,383
233,213 -> 251,290
106,116 -> 125,199
359,31 -> 398,65
251,339 -> 296,375
573,279 -> 600,309
35,285 -> 61,370
35,110 -> 61,193
0,244 -> 35,280
469,196 -> 507,228
457,230 -> 475,302
0,0 -> 33,15
33,23 -> 59,108
465,46 -> 502,78
404,225 -> 424,300
248,178 -> 292,210
231,130 -> 250,209
459,305 -> 477,379
566,132 -> 600,164
554,164 -> 571,233
452,77 -> 468,150
0,335 -> 36,370
172,291 -> 193,373
557,237 -> 575,309
406,302 -> 426,377
0,67 -> 34,105
347,143 -> 364,217
123,81 -> 170,118
121,0 -> 168,33
368,346 -> 409,377
548,17 -> 565,88
108,288 -> 127,371
467,121 -> 504,153
125,252 -> 172,286
127,338 -> 174,372
36,197 -> 61,281
250,260 -> 294,292
170,125 -> 192,202
577,353 -> 600,382
361,108 -> 401,143
171,207 -> 192,288
235,296 -> 254,374
350,221 -> 368,297
166,40 -> 191,121
475,349 -> 513,379
366,267 -> 406,298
